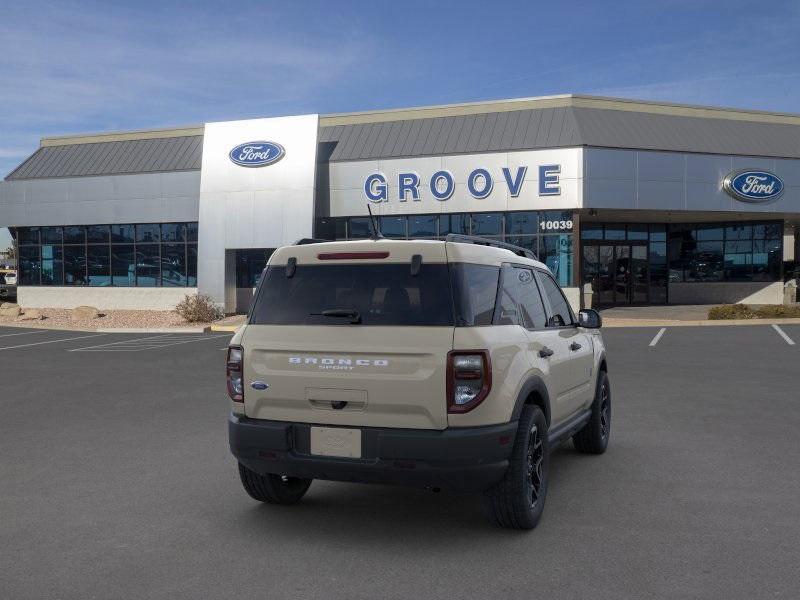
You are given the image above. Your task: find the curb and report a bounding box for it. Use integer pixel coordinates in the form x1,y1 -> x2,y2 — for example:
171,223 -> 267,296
603,317 -> 800,328
209,324 -> 241,332
95,327 -> 211,334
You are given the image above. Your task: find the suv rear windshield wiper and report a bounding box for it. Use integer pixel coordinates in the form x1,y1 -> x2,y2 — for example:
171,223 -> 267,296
310,309 -> 362,324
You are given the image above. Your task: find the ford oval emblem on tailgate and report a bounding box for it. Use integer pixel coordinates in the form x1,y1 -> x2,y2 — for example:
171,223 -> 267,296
250,381 -> 269,390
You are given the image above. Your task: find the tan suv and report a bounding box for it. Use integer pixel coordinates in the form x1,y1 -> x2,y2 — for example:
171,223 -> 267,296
227,235 -> 610,529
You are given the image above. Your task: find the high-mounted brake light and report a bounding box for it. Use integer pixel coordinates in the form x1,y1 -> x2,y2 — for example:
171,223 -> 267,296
447,350 -> 492,413
226,346 -> 244,402
317,252 -> 390,260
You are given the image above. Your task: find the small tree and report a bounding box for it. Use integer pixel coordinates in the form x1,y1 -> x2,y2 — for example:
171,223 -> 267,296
175,294 -> 223,323
2,245 -> 14,260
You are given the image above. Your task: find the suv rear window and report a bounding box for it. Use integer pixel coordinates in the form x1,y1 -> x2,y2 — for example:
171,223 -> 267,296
250,263 -> 455,326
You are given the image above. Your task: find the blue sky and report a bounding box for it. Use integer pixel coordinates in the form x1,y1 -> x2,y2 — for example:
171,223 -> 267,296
1,0 -> 799,249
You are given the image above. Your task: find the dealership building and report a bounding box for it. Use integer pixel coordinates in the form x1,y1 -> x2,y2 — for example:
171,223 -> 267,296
0,94 -> 798,313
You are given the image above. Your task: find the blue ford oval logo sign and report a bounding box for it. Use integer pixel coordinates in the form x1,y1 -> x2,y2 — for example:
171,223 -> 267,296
723,169 -> 784,203
229,141 -> 285,168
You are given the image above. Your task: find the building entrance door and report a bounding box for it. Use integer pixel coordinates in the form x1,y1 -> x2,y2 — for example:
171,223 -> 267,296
583,242 -> 649,306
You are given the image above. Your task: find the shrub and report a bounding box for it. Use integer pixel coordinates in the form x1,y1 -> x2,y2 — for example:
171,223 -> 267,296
754,304 -> 800,318
707,304 -> 757,320
708,304 -> 800,320
175,294 -> 223,323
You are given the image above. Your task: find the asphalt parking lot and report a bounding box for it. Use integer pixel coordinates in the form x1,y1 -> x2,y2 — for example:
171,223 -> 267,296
1,324 -> 798,600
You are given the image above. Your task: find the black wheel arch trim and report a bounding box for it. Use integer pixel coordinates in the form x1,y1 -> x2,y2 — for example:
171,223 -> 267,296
511,376 -> 552,427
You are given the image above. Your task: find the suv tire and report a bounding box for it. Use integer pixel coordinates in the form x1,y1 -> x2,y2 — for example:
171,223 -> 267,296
573,370 -> 611,454
238,463 -> 312,505
483,405 -> 549,530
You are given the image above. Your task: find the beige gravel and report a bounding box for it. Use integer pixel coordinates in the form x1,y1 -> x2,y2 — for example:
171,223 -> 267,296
0,307 -> 239,331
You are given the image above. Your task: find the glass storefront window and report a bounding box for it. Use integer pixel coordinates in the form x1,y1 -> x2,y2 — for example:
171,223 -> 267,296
15,222 -> 198,288
187,245 -> 198,286
541,234 -> 572,287
604,224 -> 626,240
64,226 -> 85,244
379,216 -> 406,238
111,224 -> 135,243
136,245 -> 160,286
18,227 -> 40,245
161,223 -> 185,243
136,224 -> 160,243
87,245 -> 111,286
471,213 -> 503,236
348,217 -> 371,239
506,212 -> 538,235
41,245 -> 63,286
725,224 -> 752,240
19,246 -> 41,285
627,225 -> 648,240
315,217 -> 346,240
41,227 -> 63,244
161,244 -> 187,286
439,214 -> 469,236
409,215 -> 437,238
86,225 -> 109,244
63,246 -> 87,285
111,245 -> 136,287
581,224 -> 603,240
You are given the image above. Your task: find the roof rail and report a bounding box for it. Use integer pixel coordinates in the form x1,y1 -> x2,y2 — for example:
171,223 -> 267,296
445,234 -> 538,260
294,238 -> 332,245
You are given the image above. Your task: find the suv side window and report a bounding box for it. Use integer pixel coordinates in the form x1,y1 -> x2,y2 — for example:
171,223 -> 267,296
537,270 -> 574,327
495,265 -> 548,329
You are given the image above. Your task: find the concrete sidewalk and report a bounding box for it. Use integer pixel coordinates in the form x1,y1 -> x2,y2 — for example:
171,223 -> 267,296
598,304 -> 800,327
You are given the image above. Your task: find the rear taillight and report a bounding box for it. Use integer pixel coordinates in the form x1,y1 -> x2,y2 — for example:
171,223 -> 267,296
227,346 -> 244,402
447,350 -> 491,413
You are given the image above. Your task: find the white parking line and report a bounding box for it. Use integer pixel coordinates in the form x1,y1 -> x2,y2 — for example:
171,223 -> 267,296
0,330 -> 49,339
649,327 -> 667,347
67,333 -> 174,351
70,333 -> 231,352
771,324 -> 795,346
0,333 -> 106,352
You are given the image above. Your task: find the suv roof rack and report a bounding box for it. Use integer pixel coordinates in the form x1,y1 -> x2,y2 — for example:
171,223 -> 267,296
445,234 -> 538,261
294,238 -> 332,245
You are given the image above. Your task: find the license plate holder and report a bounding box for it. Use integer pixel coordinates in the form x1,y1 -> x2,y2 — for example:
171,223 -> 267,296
310,427 -> 362,458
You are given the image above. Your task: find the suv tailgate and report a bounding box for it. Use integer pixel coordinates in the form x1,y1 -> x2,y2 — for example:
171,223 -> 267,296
242,325 -> 452,429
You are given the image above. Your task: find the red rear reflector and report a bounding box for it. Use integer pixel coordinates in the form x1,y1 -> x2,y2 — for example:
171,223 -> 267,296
317,252 -> 390,260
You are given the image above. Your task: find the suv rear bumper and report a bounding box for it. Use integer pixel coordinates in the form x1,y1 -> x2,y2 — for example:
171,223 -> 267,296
229,414 -> 517,492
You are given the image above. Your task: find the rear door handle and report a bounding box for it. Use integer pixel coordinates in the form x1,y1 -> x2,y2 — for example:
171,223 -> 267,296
570,342 -> 582,351
539,347 -> 554,358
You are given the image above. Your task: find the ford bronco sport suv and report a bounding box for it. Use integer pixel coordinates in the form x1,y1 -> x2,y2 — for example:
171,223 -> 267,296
227,235 -> 609,529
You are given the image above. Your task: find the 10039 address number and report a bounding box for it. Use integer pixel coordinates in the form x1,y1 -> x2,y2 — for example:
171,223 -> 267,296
539,220 -> 573,232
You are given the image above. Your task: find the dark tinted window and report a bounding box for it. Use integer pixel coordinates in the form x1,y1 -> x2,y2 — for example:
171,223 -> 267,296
64,245 -> 87,285
17,227 -> 40,245
112,245 -> 135,286
538,271 -> 574,327
136,224 -> 160,243
41,227 -> 63,244
379,216 -> 406,238
136,245 -> 160,286
409,215 -> 437,237
506,212 -> 538,235
450,263 -> 499,326
161,223 -> 185,243
111,224 -> 135,243
251,263 -> 454,326
87,245 -> 110,286
86,225 -> 109,244
63,226 -> 85,244
495,266 -> 547,329
348,217 -> 371,239
162,244 -> 187,286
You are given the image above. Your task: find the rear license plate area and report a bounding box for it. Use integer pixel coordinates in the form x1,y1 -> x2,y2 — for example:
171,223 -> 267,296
310,427 -> 362,458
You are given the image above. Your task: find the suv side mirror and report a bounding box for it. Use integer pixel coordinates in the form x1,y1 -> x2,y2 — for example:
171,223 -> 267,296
578,309 -> 602,329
